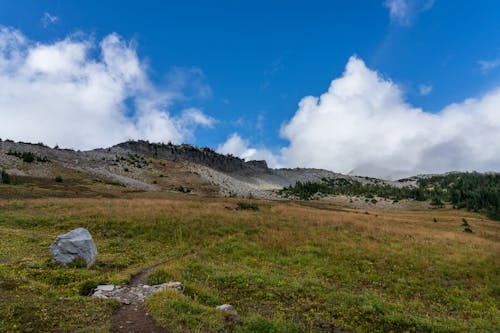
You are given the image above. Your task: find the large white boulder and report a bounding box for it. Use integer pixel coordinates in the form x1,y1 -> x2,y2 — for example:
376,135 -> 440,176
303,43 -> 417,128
50,228 -> 97,267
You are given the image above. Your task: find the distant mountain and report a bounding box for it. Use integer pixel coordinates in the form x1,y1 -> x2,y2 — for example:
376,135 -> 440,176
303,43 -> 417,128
348,163 -> 416,181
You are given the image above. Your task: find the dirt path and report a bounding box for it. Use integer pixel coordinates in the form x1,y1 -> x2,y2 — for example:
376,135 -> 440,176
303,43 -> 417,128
109,250 -> 198,333
110,264 -> 168,333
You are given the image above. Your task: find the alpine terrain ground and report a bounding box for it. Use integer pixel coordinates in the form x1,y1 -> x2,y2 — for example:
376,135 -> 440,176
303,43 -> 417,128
0,140 -> 498,332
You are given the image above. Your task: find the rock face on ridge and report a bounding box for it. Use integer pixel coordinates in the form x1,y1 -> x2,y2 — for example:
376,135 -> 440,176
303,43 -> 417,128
50,228 -> 97,267
113,140 -> 269,173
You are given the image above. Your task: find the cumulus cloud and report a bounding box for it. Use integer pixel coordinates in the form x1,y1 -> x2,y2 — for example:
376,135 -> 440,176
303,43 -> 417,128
0,26 -> 214,149
217,133 -> 280,167
221,56 -> 500,178
279,56 -> 500,177
384,0 -> 434,26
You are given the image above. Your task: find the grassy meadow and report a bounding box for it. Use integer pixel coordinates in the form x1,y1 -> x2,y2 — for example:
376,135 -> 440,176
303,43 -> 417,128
0,194 -> 498,332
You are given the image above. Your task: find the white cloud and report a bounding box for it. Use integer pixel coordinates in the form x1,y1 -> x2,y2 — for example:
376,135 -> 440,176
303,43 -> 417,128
222,56 -> 500,178
0,26 -> 214,150
419,84 -> 432,95
384,0 -> 434,26
279,56 -> 500,176
180,108 -> 215,128
479,58 -> 500,73
42,12 -> 59,27
217,133 -> 280,167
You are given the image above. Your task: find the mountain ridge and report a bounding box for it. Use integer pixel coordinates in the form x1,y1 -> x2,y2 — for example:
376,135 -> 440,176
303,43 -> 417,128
2,138 -> 491,200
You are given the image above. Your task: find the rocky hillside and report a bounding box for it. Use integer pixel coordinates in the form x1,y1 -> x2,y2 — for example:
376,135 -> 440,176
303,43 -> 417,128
112,140 -> 269,173
0,139 -> 412,199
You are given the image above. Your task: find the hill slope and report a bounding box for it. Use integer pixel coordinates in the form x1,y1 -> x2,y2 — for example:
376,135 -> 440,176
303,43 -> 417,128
0,139 -> 408,199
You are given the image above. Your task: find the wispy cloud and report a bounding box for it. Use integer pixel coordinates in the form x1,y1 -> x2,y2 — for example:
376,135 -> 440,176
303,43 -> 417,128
268,56 -> 284,75
41,12 -> 59,27
166,66 -> 212,100
261,56 -> 285,91
0,26 -> 214,149
384,0 -> 435,26
419,84 -> 432,95
479,58 -> 500,73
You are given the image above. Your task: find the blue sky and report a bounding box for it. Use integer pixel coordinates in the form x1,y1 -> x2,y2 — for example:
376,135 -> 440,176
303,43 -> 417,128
0,0 -> 499,176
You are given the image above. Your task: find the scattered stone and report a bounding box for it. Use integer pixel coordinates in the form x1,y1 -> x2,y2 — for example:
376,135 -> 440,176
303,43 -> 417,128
161,281 -> 183,292
49,228 -> 97,267
91,282 -> 183,304
178,186 -> 191,193
95,284 -> 115,292
216,304 -> 241,324
92,292 -> 108,299
216,304 -> 238,315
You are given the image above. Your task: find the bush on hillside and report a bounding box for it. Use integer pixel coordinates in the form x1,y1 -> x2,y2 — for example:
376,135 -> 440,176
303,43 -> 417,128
1,169 -> 10,184
236,202 -> 259,211
7,150 -> 49,163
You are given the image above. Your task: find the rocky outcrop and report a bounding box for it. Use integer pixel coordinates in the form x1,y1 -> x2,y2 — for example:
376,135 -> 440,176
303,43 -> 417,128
92,282 -> 183,304
113,140 -> 268,173
50,228 -> 97,267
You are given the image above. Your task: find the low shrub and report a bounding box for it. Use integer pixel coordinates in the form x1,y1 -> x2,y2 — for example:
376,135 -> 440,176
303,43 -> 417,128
1,169 -> 10,184
68,257 -> 87,268
462,218 -> 473,233
79,280 -> 99,296
7,150 -> 49,163
147,269 -> 172,285
236,202 -> 259,211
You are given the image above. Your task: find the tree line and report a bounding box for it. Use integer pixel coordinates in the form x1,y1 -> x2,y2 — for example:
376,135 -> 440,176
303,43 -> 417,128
279,172 -> 500,220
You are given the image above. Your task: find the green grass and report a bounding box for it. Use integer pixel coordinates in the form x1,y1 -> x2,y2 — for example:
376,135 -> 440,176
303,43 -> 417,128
0,197 -> 498,332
